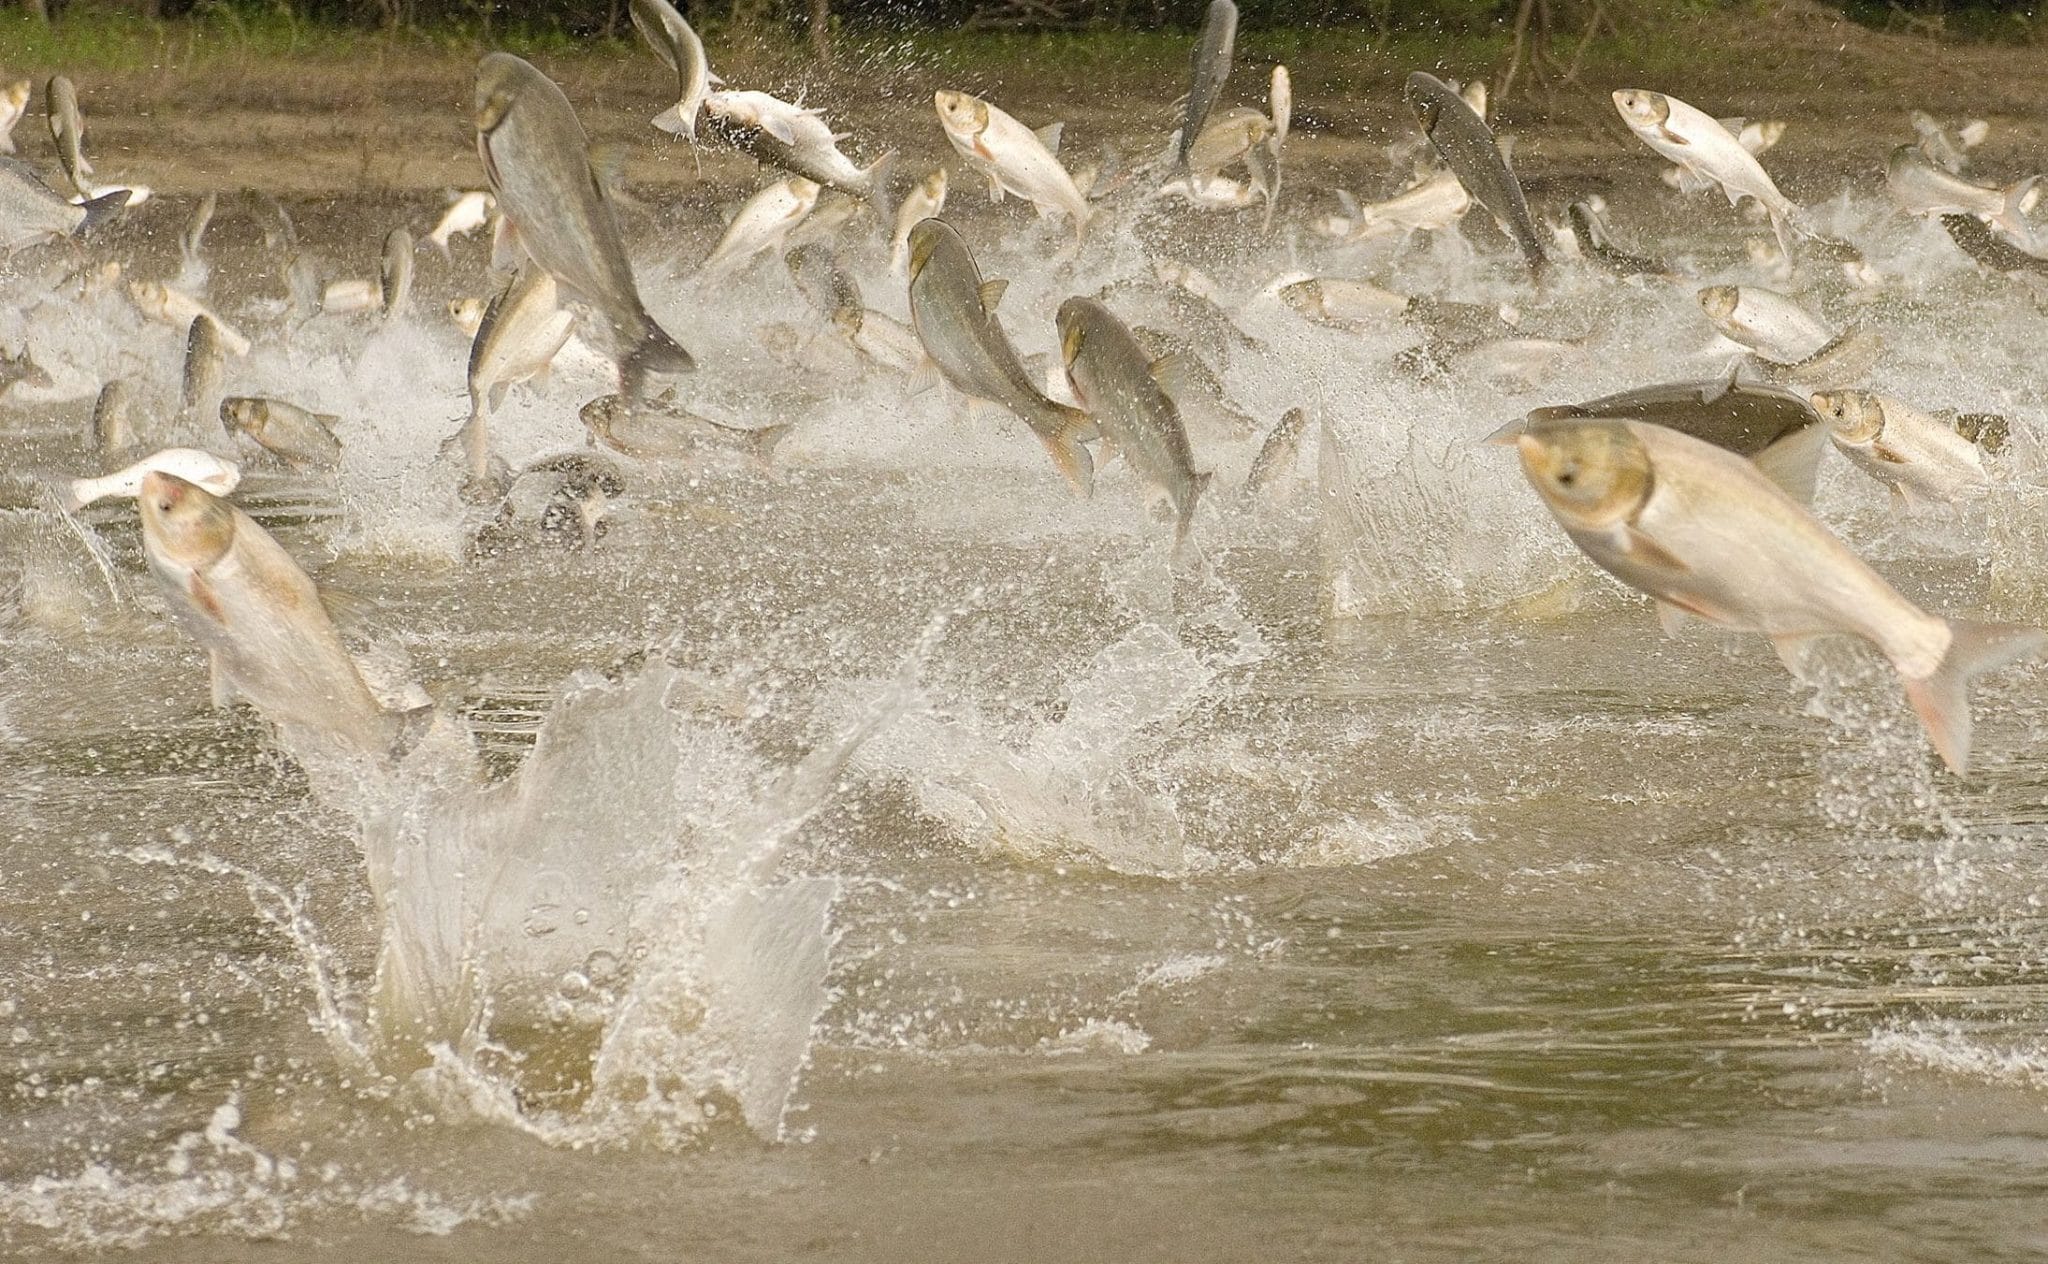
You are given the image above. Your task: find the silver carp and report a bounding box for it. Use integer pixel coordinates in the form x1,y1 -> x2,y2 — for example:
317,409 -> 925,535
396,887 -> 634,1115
222,396 -> 344,471
1404,71 -> 1545,275
1057,296 -> 1211,543
631,0 -> 721,143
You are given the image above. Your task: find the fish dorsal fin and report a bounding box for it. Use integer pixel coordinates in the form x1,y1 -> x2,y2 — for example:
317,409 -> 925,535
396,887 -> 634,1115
978,278 -> 1008,313
1749,424 -> 1826,505
1148,353 -> 1189,394
1717,116 -> 1747,135
1494,134 -> 1516,164
1034,122 -> 1064,155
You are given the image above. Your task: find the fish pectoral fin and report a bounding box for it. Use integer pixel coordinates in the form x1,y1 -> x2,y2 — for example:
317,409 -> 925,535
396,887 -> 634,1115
1033,122 -> 1064,155
905,356 -> 943,396
1770,632 -> 1824,680
1871,441 -> 1912,465
760,115 -> 799,145
1146,353 -> 1190,394
1654,600 -> 1693,638
984,169 -> 1004,201
977,278 -> 1008,313
1620,527 -> 1691,576
207,650 -> 235,709
1655,124 -> 1691,147
188,573 -> 226,624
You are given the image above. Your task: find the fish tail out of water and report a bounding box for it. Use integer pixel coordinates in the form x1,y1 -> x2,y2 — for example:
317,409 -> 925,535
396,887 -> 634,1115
862,150 -> 899,231
651,102 -> 696,140
1039,405 -> 1096,498
1992,176 -> 2041,247
621,322 -> 697,401
1175,470 -> 1212,545
1900,618 -> 2048,777
76,187 -> 130,236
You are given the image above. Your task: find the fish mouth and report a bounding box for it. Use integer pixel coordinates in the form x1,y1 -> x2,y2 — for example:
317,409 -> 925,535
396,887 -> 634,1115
1059,319 -> 1086,366
906,228 -> 941,280
475,89 -> 516,135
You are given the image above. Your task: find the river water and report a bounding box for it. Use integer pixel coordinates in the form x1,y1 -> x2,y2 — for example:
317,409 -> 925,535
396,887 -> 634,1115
4,85 -> 2048,1261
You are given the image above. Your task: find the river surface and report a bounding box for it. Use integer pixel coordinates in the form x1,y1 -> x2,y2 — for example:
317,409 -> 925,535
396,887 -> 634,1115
4,74 -> 2048,1262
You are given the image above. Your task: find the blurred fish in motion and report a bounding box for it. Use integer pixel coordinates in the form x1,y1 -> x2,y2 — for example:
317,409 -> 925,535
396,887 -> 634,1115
137,472 -> 417,759
382,227 -> 415,319
1242,405 -> 1308,500
890,167 -> 948,276
131,282 -> 251,356
1697,285 -> 1833,364
45,74 -> 91,199
906,218 -> 1095,494
935,91 -> 1090,238
475,52 -> 694,397
1613,88 -> 1806,260
0,160 -> 126,252
1811,390 -> 1991,509
1174,0 -> 1238,174
1912,109 -> 1989,174
177,315 -> 225,437
1404,71 -> 1546,275
580,391 -> 791,468
1057,296 -> 1211,542
0,79 -> 28,154
700,176 -> 819,279
454,262 -> 576,494
632,0 -> 721,143
89,379 -> 134,461
428,190 -> 495,260
1514,416 -> 2044,775
1886,144 -> 2040,243
702,89 -> 895,220
67,447 -> 240,512
222,396 -> 344,471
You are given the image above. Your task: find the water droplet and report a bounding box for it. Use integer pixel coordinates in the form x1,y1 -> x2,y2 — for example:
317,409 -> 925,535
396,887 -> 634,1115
572,908 -> 591,925
524,903 -> 561,938
584,950 -> 621,984
557,971 -> 590,1001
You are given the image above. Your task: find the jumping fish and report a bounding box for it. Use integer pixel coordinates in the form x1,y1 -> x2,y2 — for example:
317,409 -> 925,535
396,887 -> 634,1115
580,391 -> 790,467
702,89 -> 895,220
1567,200 -> 1668,277
700,176 -> 819,278
1697,285 -> 1832,364
1912,110 -> 1989,175
177,191 -> 217,288
475,53 -> 694,397
0,159 -> 125,253
177,315 -> 225,436
889,167 -> 948,277
1057,296 -> 1211,542
66,447 -> 240,512
785,241 -> 862,326
129,281 -> 251,356
631,0 -> 721,143
1613,88 -> 1805,261
934,90 -> 1089,238
1941,212 -> 2048,276
45,74 -> 90,199
1185,109 -> 1273,178
1242,405 -> 1308,499
1498,368 -> 1826,503
0,80 -> 28,155
221,396 -> 344,471
906,218 -> 1095,493
1886,144 -> 2038,243
1514,416 -> 2044,775
1338,169 -> 1472,240
1279,276 -> 1411,329
90,379 -> 134,460
1175,0 -> 1238,174
428,190 -> 495,259
1405,71 -> 1545,275
455,262 -> 575,491
381,227 -> 414,319
137,471 -> 415,758
1810,390 -> 1990,509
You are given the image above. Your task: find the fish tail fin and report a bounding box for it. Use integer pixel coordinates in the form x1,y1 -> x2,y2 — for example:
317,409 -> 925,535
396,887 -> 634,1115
1900,618 -> 2048,777
1042,406 -> 1095,498
621,322 -> 697,401
862,149 -> 899,227
652,103 -> 695,139
1769,205 -> 1802,266
1993,175 -> 2041,244
749,422 -> 795,470
76,188 -> 130,236
1175,470 -> 1212,544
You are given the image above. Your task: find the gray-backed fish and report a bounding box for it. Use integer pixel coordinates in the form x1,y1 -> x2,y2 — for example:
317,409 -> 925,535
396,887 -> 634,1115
0,158 -> 125,253
1495,368 -> 1826,503
1175,0 -> 1238,174
475,53 -> 694,398
1404,71 -> 1545,275
45,74 -> 90,198
1057,296 -> 1210,542
1242,406 -> 1307,499
631,0 -> 720,143
1567,200 -> 1668,277
785,241 -> 862,326
90,379 -> 134,460
580,391 -> 790,469
381,226 -> 414,319
178,315 -> 225,437
1941,212 -> 2048,276
906,218 -> 1095,494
